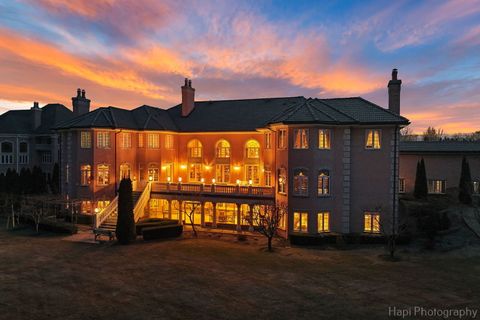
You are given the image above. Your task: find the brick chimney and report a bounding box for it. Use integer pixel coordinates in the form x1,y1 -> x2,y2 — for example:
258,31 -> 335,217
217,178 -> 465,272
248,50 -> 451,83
31,101 -> 42,130
72,88 -> 91,116
388,68 -> 402,114
181,78 -> 195,117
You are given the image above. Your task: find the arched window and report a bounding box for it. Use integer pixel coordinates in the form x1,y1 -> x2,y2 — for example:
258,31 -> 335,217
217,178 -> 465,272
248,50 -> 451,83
187,139 -> 203,158
148,163 -> 159,182
245,140 -> 260,159
97,164 -> 110,185
293,168 -> 308,196
120,163 -> 131,179
318,170 -> 330,196
215,140 -> 231,158
1,142 -> 13,164
80,165 -> 91,186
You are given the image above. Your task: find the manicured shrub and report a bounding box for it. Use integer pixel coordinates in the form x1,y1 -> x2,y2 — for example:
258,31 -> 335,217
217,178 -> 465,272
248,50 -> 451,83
142,225 -> 183,240
116,178 -> 136,245
459,156 -> 473,205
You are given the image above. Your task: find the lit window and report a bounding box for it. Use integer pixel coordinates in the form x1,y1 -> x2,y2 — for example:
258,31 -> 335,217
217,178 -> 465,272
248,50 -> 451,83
187,139 -> 202,158
189,163 -> 202,182
97,164 -> 110,185
264,170 -> 272,187
364,212 -> 380,233
318,129 -> 331,149
81,131 -> 91,148
428,180 -> 446,194
163,163 -> 173,181
317,212 -> 330,233
81,201 -> 92,214
246,140 -> 260,159
278,167 -> 287,194
293,212 -> 308,232
97,200 -> 110,211
278,129 -> 287,149
120,163 -> 131,179
97,132 -> 111,149
293,169 -> 308,196
245,165 -> 260,184
216,140 -> 231,158
474,181 -> 480,194
399,178 -> 406,193
318,170 -> 330,196
147,133 -> 160,149
293,129 -> 309,149
265,132 -> 272,149
138,133 -> 144,148
365,129 -> 381,149
148,164 -> 159,182
121,133 -> 131,148
165,134 -> 174,149
215,164 -> 230,183
80,164 -> 91,186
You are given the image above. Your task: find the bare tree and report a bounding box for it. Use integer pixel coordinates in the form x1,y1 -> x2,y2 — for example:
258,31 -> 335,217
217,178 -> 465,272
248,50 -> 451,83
174,201 -> 201,237
423,126 -> 444,141
29,200 -> 45,233
376,213 -> 408,260
248,202 -> 287,252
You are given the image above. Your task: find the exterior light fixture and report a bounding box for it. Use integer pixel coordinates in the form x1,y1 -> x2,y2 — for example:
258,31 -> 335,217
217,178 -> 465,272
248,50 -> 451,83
178,177 -> 182,183
233,166 -> 241,171
205,165 -> 211,170
167,177 -> 171,183
248,179 -> 253,185
94,207 -> 100,214
180,164 -> 187,170
200,178 -> 205,184
148,176 -> 153,181
212,178 -> 216,184
236,179 -> 240,185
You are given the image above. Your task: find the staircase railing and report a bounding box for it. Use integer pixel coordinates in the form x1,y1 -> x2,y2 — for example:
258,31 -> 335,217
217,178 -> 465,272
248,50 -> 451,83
94,196 -> 118,229
133,181 -> 152,223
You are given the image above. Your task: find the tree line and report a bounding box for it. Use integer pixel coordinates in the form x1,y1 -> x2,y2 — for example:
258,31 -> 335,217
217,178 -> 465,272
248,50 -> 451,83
0,163 -> 60,195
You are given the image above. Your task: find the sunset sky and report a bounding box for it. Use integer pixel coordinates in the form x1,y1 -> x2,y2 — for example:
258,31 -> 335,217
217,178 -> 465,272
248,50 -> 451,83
0,0 -> 479,133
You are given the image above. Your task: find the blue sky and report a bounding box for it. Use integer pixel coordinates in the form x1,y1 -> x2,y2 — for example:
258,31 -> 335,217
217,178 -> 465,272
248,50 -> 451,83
0,0 -> 479,132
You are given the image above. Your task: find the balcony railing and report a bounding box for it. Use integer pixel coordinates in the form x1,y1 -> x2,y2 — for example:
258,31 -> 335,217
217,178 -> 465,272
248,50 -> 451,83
151,182 -> 275,198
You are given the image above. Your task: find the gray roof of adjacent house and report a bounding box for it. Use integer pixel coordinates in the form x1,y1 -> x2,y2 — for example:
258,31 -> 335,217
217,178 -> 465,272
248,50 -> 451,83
0,103 -> 73,134
400,141 -> 480,154
55,96 -> 408,132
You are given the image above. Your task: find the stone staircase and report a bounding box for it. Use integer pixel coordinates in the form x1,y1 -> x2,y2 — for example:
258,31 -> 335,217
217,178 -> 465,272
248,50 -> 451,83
98,191 -> 142,231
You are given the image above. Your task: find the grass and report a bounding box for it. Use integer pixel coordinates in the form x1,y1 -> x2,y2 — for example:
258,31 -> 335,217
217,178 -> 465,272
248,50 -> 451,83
0,225 -> 479,320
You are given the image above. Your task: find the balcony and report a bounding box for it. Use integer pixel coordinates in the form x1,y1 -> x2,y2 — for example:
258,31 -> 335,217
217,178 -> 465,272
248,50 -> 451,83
150,182 -> 275,200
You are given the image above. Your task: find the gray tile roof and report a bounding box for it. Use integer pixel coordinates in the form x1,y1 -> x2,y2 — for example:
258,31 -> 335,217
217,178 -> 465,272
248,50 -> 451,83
55,95 -> 408,132
0,103 -> 73,134
400,141 -> 480,154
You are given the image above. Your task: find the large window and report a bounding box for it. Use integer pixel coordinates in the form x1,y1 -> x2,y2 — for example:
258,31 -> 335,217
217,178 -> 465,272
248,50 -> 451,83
428,180 -> 446,194
165,134 -> 174,149
216,140 -> 231,158
318,170 -> 330,196
19,142 -> 28,164
265,132 -> 272,149
1,141 -> 13,164
365,129 -> 381,149
293,169 -> 308,196
278,167 -> 287,194
364,212 -> 380,233
81,131 -> 91,148
121,133 -> 131,148
163,163 -> 173,181
97,164 -> 110,185
189,163 -> 202,182
318,129 -> 331,149
245,165 -> 259,184
293,129 -> 309,149
245,140 -> 260,159
215,164 -> 230,183
187,139 -> 202,158
147,133 -> 159,149
138,133 -> 144,148
120,163 -> 131,179
80,164 -> 91,186
148,164 -> 159,182
97,132 -> 111,149
278,129 -> 287,149
264,170 -> 272,187
293,212 -> 308,233
317,212 -> 330,233
41,151 -> 52,163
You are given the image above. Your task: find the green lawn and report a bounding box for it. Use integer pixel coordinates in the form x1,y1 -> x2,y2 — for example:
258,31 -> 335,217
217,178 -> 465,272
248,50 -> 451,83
0,226 -> 479,320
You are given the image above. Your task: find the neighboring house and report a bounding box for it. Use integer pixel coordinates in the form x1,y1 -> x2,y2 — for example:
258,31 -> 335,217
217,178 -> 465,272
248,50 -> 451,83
0,89 -> 89,177
399,141 -> 480,195
56,70 -> 409,238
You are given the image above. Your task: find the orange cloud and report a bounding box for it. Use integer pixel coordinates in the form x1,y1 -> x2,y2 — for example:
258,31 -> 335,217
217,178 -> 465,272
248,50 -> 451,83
0,29 -> 166,99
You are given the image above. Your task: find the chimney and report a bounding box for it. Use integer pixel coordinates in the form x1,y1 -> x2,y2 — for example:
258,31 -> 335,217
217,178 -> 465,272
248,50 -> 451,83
181,78 -> 195,117
31,101 -> 42,130
388,68 -> 402,114
72,88 -> 91,116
